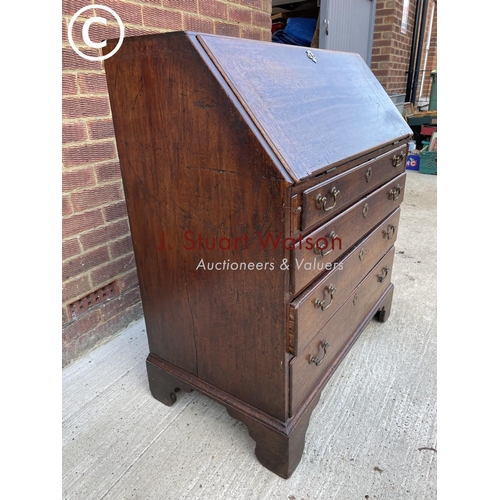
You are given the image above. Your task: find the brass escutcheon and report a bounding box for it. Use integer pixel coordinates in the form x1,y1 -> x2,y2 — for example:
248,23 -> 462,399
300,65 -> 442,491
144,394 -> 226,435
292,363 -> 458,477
362,203 -> 369,218
314,284 -> 336,311
306,50 -> 317,63
365,167 -> 372,182
309,340 -> 329,366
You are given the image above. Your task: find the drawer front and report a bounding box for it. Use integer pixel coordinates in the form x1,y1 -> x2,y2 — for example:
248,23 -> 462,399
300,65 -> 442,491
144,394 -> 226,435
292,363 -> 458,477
301,146 -> 407,231
291,173 -> 406,295
288,209 -> 400,355
290,247 -> 395,415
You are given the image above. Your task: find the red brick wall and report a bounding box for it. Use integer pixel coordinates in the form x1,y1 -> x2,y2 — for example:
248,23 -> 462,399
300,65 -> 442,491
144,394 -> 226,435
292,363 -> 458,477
371,0 -> 437,100
62,0 -> 272,366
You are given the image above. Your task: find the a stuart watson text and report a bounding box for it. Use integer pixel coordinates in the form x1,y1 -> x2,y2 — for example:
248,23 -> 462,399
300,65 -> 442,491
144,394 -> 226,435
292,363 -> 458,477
157,230 -> 342,252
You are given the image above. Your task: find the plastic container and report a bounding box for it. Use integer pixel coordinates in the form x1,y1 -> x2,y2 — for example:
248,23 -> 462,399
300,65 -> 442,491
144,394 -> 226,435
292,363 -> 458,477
419,144 -> 437,175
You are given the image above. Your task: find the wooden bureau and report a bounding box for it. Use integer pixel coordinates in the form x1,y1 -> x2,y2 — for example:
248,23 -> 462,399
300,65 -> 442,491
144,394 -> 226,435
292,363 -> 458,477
103,32 -> 412,478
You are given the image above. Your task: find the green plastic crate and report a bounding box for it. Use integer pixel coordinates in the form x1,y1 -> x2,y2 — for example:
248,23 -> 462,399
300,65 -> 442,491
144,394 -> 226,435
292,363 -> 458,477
419,151 -> 436,174
419,145 -> 437,175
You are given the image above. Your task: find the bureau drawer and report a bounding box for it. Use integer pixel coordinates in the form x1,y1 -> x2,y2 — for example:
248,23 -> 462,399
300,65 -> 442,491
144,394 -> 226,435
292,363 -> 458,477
288,209 -> 400,355
291,173 -> 406,295
289,247 -> 395,415
300,146 -> 407,232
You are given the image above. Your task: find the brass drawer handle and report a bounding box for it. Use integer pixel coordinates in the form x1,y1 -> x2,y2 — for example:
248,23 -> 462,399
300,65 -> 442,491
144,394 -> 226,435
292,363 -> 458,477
388,184 -> 402,201
383,224 -> 397,240
316,186 -> 340,211
309,341 -> 329,366
359,247 -> 365,261
314,284 -> 336,311
365,167 -> 372,182
392,151 -> 405,167
377,266 -> 390,283
314,231 -> 337,256
353,294 -> 359,305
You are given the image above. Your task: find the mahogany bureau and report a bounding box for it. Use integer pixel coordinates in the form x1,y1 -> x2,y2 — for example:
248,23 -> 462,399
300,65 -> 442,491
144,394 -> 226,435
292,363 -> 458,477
103,32 -> 412,478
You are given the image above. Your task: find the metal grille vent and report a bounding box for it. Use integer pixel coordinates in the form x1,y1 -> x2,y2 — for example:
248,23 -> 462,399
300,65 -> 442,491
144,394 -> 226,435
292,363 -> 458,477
68,281 -> 118,320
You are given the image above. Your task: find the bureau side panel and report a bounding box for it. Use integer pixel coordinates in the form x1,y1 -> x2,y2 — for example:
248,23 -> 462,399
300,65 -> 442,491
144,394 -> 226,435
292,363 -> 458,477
104,33 -> 290,421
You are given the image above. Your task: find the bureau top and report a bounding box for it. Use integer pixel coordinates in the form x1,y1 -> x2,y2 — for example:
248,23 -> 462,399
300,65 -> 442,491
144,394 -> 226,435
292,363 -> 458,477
198,34 -> 412,181
104,32 -> 411,183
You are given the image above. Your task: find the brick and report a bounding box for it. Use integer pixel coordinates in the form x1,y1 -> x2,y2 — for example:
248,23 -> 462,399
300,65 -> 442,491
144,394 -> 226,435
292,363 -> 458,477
215,21 -> 240,37
88,119 -> 115,140
228,6 -> 252,24
62,274 -> 92,303
62,301 -> 143,366
62,308 -> 101,344
240,0 -> 262,9
62,122 -> 87,143
99,286 -> 142,322
62,73 -> 77,96
109,234 -> 133,259
63,209 -> 105,238
199,1 -> 227,19
62,166 -> 96,192
63,195 -> 72,216
261,29 -> 271,42
71,181 -> 123,212
164,0 -> 197,13
62,140 -> 116,167
62,18 -> 68,42
117,268 -> 139,292
63,96 -> 110,119
80,218 -> 130,251
62,306 -> 70,326
90,253 -> 136,287
95,161 -> 122,183
123,26 -> 160,38
78,72 -> 109,94
371,54 -> 390,63
62,47 -> 103,72
62,0 -> 91,16
183,14 -> 214,33
252,10 -> 270,29
63,238 -> 81,260
376,8 -> 395,17
240,25 -> 261,41
142,7 -> 182,30
103,201 -> 128,222
62,246 -> 110,281
94,1 -> 142,25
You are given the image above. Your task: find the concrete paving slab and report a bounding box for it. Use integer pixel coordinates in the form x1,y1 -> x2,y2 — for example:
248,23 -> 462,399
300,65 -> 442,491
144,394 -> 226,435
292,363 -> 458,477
63,170 -> 437,500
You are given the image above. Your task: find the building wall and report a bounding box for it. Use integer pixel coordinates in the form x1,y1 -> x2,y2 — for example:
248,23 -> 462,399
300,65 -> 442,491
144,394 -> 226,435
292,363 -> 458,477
371,0 -> 437,100
62,0 -> 272,366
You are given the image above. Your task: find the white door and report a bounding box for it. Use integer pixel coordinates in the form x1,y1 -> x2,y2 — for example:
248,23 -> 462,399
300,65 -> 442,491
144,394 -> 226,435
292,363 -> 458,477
319,0 -> 377,65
